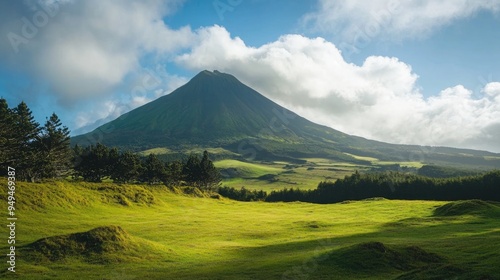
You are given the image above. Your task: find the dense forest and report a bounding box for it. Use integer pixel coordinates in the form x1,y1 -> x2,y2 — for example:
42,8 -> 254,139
264,170 -> 500,203
73,143 -> 220,189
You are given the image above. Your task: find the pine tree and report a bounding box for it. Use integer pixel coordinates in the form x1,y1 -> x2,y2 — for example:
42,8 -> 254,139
0,99 -> 16,172
183,154 -> 201,187
199,151 -> 221,190
107,147 -> 120,178
38,113 -> 72,179
75,143 -> 110,182
72,144 -> 83,177
139,153 -> 165,185
164,160 -> 183,186
12,102 -> 41,181
111,150 -> 141,183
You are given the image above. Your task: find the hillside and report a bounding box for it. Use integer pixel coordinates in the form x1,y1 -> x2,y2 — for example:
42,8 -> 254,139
4,181 -> 500,279
72,70 -> 500,169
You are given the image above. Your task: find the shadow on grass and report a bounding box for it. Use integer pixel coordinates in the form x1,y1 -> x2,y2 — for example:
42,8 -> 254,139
191,211 -> 500,280
433,200 -> 500,218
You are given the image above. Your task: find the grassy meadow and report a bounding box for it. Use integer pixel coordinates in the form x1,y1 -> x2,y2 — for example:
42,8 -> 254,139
2,180 -> 499,279
215,158 -> 422,191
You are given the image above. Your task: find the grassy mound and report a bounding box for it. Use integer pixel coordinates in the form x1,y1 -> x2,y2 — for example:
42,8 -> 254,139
257,173 -> 279,182
91,185 -> 156,206
23,226 -> 136,263
4,181 -> 158,211
434,200 -> 500,217
320,242 -> 445,272
167,185 -> 213,198
2,181 -> 93,211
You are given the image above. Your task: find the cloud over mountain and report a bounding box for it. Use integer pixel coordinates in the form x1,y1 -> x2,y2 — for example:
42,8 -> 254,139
177,26 -> 500,152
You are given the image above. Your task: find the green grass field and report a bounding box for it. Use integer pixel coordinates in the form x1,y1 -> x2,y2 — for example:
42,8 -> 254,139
215,159 -> 363,191
2,181 -> 499,279
214,157 -> 429,191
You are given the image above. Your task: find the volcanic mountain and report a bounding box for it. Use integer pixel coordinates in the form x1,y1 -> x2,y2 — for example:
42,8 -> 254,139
72,70 -> 500,168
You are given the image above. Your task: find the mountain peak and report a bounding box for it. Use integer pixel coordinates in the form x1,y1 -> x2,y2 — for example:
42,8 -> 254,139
197,69 -> 225,77
73,69 -> 311,148
182,70 -> 244,99
193,70 -> 234,80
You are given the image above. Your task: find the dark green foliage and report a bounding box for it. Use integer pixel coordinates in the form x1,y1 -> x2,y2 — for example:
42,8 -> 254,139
73,143 -> 221,188
12,101 -> 42,181
199,151 -> 221,190
182,151 -> 221,190
139,153 -> 166,185
418,165 -> 481,178
108,147 -> 120,171
74,143 -> 112,182
265,187 -> 309,202
217,186 -> 267,201
0,98 -> 16,169
74,144 -> 145,183
164,160 -> 183,187
183,154 -> 201,187
110,151 -> 141,183
37,113 -> 72,178
12,102 -> 41,147
266,170 -> 500,203
0,100 -> 72,181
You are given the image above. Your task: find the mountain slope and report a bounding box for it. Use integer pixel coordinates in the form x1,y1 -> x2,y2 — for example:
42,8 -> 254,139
72,70 -> 500,168
73,70 -> 356,156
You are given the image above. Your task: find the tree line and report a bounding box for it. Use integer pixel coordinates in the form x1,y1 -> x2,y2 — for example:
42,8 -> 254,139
217,186 -> 267,201
0,99 -> 221,189
0,99 -> 71,181
73,143 -> 221,189
264,170 -> 500,203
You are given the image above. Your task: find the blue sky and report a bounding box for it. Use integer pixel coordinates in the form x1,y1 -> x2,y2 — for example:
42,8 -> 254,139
1,0 -> 500,152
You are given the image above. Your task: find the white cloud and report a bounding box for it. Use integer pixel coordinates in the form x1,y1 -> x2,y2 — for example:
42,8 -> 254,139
72,66 -> 188,135
484,82 -> 500,99
177,26 -> 500,152
303,0 -> 500,42
0,0 -> 193,105
1,1 -> 499,153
